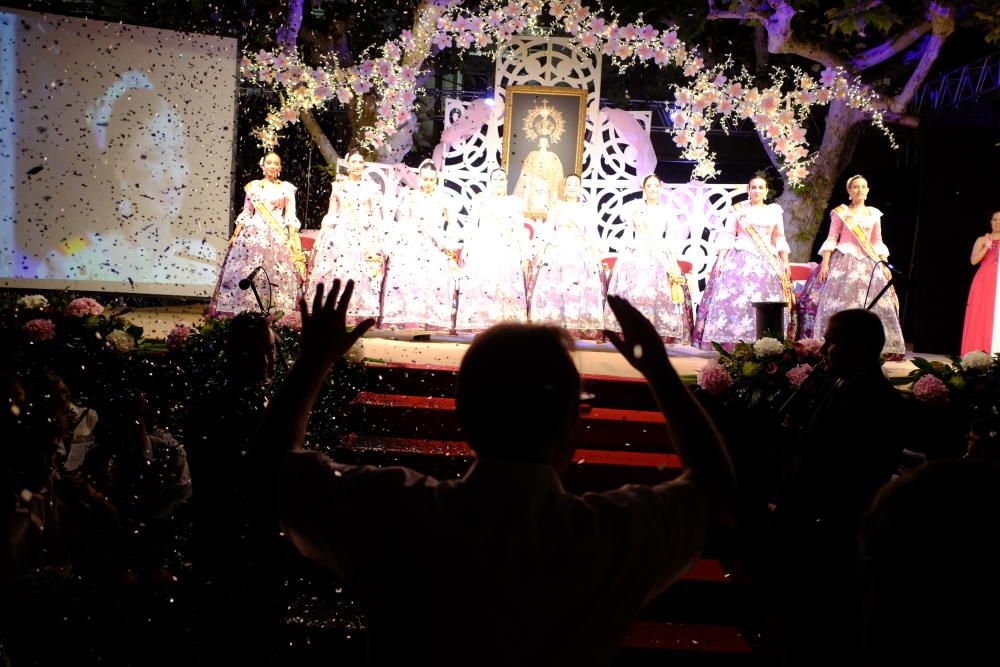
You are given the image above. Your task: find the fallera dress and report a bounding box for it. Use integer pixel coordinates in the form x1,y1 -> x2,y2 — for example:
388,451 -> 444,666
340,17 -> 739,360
208,179 -> 300,317
810,206 -> 904,356
693,202 -> 792,349
532,198 -> 605,334
382,188 -> 459,330
457,193 -> 530,330
305,177 -> 386,324
606,199 -> 692,344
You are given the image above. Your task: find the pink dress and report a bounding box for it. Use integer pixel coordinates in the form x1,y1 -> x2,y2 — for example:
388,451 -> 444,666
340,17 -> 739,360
961,239 -> 999,354
812,206 -> 904,355
209,180 -> 301,317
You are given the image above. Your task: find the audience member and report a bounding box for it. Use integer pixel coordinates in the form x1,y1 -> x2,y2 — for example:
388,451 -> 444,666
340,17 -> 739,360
184,310 -> 279,661
860,459 -> 1000,666
251,281 -> 735,666
965,415 -> 1000,463
771,308 -> 908,665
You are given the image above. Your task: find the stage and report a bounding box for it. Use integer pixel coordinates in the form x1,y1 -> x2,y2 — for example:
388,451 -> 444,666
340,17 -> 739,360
128,305 -> 945,382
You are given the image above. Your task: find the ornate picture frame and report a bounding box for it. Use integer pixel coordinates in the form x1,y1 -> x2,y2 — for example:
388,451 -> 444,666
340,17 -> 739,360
502,85 -> 587,207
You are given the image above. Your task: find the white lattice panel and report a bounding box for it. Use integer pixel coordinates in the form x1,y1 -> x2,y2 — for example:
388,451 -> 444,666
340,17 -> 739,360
430,38 -> 750,308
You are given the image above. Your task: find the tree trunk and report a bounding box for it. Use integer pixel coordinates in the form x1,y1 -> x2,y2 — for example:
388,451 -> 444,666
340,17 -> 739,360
776,99 -> 865,261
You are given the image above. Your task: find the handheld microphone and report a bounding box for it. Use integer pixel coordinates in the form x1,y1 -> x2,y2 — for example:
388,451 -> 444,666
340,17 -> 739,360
238,266 -> 263,290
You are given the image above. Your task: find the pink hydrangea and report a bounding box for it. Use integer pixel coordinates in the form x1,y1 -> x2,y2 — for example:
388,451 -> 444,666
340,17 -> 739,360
23,318 -> 56,342
276,311 -> 303,330
786,363 -> 814,388
165,323 -> 192,350
912,375 -> 949,404
697,360 -> 733,396
66,297 -> 104,317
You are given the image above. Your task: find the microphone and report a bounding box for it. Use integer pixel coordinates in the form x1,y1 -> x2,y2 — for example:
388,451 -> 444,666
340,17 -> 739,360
238,266 -> 263,290
880,260 -> 901,276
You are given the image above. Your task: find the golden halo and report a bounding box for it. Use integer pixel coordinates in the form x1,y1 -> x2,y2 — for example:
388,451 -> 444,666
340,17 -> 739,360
523,99 -> 566,144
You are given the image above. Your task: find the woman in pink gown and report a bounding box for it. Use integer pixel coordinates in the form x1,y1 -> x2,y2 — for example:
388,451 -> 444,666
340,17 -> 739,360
961,211 -> 1000,354
209,152 -> 301,317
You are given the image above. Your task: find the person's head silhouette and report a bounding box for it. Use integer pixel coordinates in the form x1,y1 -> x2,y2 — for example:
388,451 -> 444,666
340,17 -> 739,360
456,324 -> 581,467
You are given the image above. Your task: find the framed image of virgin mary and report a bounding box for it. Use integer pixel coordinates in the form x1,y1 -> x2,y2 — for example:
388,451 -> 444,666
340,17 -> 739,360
502,85 -> 587,215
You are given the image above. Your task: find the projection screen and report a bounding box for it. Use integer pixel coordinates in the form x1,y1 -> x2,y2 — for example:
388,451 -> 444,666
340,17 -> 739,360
0,7 -> 238,296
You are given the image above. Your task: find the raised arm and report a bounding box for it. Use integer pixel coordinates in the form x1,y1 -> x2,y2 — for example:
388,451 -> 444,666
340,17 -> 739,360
250,281 -> 375,499
603,295 -> 735,511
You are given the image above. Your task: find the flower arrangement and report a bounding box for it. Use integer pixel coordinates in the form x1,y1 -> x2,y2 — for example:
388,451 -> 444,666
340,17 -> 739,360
906,351 -> 1000,410
697,336 -> 824,411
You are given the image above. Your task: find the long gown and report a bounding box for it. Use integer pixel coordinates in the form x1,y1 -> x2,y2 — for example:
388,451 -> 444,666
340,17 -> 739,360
961,239 -> 999,354
693,202 -> 792,348
305,177 -> 385,324
382,188 -> 458,330
531,198 -> 605,333
605,200 -> 692,343
208,179 -> 300,317
457,193 -> 529,330
811,206 -> 905,356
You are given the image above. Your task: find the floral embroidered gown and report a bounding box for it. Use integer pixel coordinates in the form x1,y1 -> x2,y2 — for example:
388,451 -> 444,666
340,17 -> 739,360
962,239 -> 1000,355
531,198 -> 606,333
811,206 -> 904,356
209,179 -> 300,317
693,202 -> 792,349
306,177 -> 385,324
605,200 -> 692,343
457,193 -> 529,330
382,188 -> 458,330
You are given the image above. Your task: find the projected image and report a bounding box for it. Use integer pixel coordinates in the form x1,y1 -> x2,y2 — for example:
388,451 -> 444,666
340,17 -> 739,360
0,9 -> 238,296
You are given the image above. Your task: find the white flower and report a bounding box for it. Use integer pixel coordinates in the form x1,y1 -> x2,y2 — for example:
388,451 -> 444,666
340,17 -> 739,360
344,339 -> 366,364
962,350 -> 992,370
106,329 -> 136,353
17,294 -> 48,310
753,337 -> 785,357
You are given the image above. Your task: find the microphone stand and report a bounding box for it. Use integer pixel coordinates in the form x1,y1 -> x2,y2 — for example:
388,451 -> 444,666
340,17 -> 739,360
865,260 -> 897,311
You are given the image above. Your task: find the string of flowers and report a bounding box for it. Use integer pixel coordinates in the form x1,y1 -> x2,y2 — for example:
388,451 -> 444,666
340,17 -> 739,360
241,0 -> 893,184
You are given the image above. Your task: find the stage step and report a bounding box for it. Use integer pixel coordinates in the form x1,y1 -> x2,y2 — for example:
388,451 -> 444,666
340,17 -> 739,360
334,434 -> 681,493
363,362 -> 661,410
349,392 -> 671,452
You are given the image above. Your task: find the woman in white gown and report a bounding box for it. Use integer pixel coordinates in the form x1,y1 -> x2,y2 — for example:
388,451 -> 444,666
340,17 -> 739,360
382,161 -> 460,330
457,168 -> 529,330
531,174 -> 605,334
208,152 -> 301,316
606,175 -> 692,343
305,151 -> 386,324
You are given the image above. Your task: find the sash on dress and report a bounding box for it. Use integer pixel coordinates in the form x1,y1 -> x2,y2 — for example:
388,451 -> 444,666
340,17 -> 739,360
832,204 -> 898,312
742,216 -> 794,307
248,180 -> 306,280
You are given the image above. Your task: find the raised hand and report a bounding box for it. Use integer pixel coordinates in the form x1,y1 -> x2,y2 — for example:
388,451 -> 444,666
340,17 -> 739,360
603,294 -> 671,378
299,279 -> 375,371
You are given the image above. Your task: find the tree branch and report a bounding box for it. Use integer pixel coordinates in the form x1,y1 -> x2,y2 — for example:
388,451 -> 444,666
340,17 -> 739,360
889,5 -> 955,112
854,21 -> 931,70
707,0 -> 847,69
